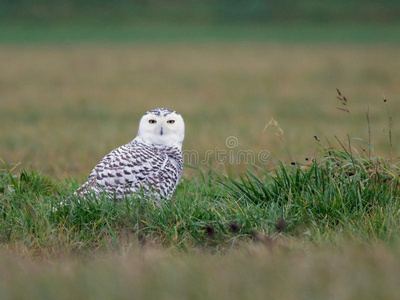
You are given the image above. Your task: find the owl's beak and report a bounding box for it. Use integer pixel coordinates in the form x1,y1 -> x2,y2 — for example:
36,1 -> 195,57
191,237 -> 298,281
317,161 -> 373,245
160,127 -> 164,135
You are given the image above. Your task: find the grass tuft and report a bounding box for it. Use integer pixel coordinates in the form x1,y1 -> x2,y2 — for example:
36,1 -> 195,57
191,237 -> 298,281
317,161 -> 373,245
1,142 -> 399,256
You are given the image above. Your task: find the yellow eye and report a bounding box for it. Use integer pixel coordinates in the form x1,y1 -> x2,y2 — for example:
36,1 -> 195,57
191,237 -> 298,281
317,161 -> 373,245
149,119 -> 157,124
167,120 -> 175,124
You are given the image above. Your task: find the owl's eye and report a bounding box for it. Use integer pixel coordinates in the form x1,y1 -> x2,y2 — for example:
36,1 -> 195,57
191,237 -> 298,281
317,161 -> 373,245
167,120 -> 175,124
149,120 -> 157,124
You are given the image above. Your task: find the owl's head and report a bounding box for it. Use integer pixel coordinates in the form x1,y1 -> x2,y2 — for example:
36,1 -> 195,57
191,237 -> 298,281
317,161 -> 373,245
137,108 -> 185,149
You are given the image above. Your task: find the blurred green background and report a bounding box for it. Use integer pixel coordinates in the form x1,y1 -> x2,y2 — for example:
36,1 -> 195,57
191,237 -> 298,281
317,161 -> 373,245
2,0 -> 400,25
1,0 -> 400,43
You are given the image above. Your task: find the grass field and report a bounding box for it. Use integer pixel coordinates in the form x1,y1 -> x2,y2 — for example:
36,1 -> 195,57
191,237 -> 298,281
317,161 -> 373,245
1,25 -> 400,299
1,30 -> 400,178
1,24 -> 400,44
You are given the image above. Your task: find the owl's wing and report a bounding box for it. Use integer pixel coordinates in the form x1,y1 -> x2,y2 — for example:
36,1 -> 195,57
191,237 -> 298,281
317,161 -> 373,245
77,143 -> 168,197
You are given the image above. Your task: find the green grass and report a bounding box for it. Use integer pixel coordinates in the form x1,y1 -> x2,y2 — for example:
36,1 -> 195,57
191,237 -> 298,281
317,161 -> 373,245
1,145 -> 399,254
1,24 -> 400,44
1,25 -> 400,298
1,145 -> 399,298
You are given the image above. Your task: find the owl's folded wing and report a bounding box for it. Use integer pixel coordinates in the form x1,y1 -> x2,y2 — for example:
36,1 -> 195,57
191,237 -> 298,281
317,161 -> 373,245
76,143 -> 167,198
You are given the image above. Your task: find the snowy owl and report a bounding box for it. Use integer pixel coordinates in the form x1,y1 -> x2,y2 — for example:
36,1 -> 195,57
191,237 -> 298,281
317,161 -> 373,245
75,108 -> 184,200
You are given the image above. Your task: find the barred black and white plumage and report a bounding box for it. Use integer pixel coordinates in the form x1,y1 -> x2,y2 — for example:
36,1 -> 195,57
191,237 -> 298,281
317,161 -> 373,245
75,108 -> 185,200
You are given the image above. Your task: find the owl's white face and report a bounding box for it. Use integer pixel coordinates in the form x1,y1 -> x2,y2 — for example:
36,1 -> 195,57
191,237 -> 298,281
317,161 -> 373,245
137,108 -> 185,149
